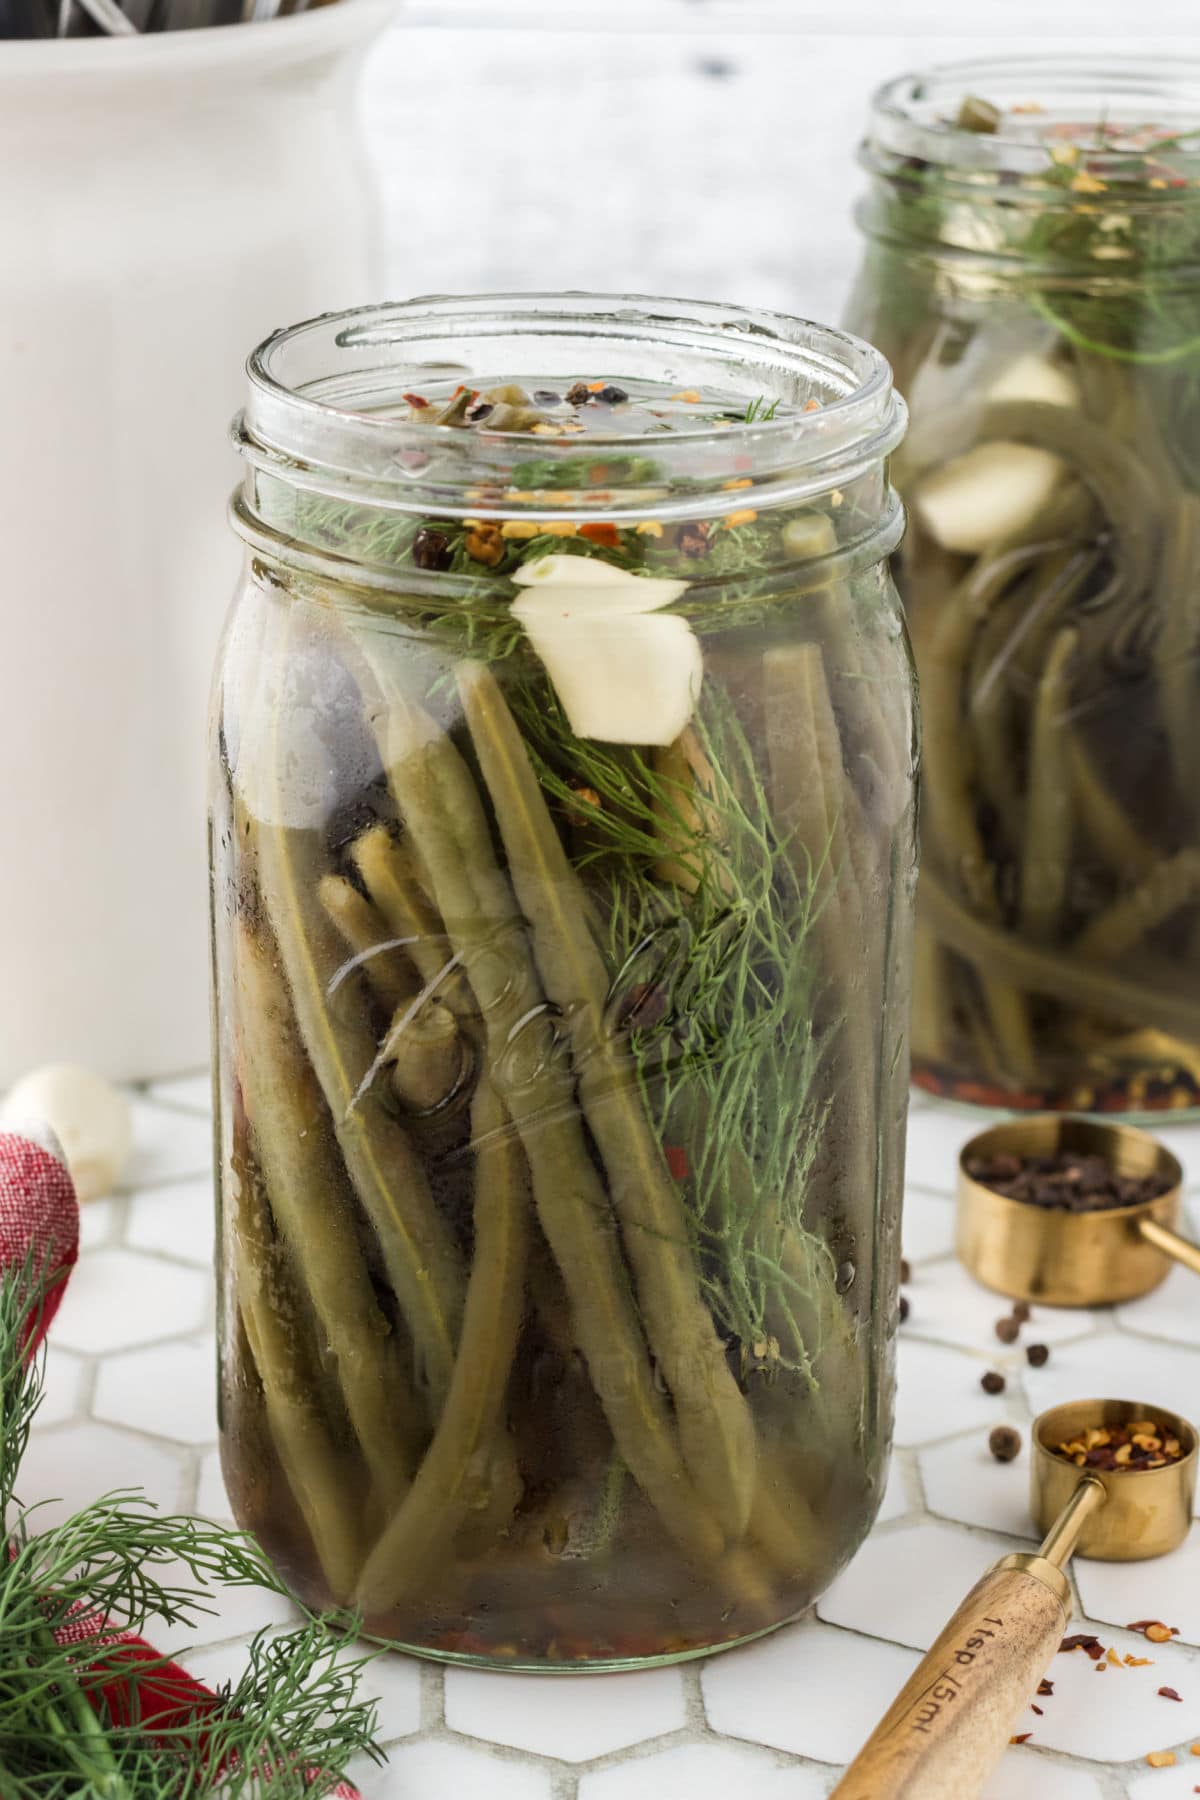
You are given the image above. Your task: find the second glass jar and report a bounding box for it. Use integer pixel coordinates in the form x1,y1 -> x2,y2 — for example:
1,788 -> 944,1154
848,58 -> 1200,1116
211,295 -> 916,1668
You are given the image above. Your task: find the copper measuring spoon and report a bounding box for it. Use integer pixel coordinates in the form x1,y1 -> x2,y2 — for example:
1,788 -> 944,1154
832,1397 -> 1197,1799
956,1114 -> 1200,1305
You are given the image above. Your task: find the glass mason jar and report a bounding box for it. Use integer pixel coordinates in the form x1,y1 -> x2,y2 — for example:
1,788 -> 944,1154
210,294 -> 915,1670
847,58 -> 1200,1116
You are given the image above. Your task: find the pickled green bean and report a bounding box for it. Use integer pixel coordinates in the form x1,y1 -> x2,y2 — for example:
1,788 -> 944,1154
318,871 -> 413,1014
228,1131 -> 365,1603
1018,626 -> 1077,943
1073,850 -> 1200,962
353,643 -> 728,1569
1066,736 -> 1158,884
921,867 -> 1200,1045
356,1079 -> 529,1615
457,659 -> 759,1542
351,825 -> 476,1021
234,920 -> 418,1504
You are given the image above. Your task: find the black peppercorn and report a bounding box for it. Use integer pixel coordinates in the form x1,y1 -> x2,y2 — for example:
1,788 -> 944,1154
981,1371 -> 1006,1395
596,384 -> 629,404
676,522 -> 712,557
412,527 -> 453,572
898,1294 -> 909,1323
899,1258 -> 911,1284
995,1316 -> 1021,1344
1012,1300 -> 1032,1323
1026,1343 -> 1050,1368
989,1425 -> 1022,1463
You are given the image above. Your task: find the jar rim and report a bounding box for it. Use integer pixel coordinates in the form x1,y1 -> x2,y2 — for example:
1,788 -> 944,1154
235,292 -> 906,521
867,54 -> 1200,193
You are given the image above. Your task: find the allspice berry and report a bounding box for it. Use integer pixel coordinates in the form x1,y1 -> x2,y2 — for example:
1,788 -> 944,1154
989,1425 -> 1023,1463
995,1316 -> 1021,1344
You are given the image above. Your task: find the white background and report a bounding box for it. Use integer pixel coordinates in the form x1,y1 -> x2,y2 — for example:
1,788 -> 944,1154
360,8 -> 1199,330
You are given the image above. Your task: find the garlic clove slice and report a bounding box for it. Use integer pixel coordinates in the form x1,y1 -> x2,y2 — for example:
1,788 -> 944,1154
912,441 -> 1066,557
512,555 -> 688,612
515,611 -> 702,746
912,353 -> 1077,556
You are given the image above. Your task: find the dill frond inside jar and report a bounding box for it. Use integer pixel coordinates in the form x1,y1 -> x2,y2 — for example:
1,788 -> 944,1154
846,58 -> 1200,1116
210,295 -> 916,1669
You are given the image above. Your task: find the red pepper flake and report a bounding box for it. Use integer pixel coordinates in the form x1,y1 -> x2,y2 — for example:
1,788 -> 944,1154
1010,1732 -> 1032,1745
402,391 -> 429,408
1037,1679 -> 1054,1696
1060,1633 -> 1105,1660
1031,1704 -> 1043,1716
1160,1687 -> 1184,1702
1130,1621 -> 1179,1642
579,522 -> 620,547
665,1145 -> 688,1182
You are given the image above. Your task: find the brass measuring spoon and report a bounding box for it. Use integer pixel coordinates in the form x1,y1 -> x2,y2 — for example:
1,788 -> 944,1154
832,1398 -> 1197,1799
956,1115 -> 1200,1305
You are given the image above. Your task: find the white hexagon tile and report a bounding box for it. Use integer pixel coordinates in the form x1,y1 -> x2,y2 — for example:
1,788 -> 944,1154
14,1074 -> 1200,1797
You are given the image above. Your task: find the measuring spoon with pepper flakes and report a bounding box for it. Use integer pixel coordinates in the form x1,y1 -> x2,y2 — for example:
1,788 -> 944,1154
831,1397 -> 1197,1800
955,1114 -> 1200,1306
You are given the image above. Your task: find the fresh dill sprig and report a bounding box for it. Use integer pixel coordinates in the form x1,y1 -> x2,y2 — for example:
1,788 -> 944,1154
0,1260 -> 385,1800
507,679 -> 840,1379
743,395 -> 780,424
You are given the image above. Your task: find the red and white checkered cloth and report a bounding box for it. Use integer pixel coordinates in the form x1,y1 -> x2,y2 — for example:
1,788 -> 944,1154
1,1127 -> 362,1800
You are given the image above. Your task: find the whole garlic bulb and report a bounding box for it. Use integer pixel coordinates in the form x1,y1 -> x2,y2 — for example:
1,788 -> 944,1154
0,1063 -> 132,1202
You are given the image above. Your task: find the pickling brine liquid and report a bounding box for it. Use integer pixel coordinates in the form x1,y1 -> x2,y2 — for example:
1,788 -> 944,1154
211,299 -> 916,1668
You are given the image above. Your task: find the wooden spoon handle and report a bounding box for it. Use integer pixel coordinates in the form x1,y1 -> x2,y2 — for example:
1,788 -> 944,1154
830,1556 -> 1069,1800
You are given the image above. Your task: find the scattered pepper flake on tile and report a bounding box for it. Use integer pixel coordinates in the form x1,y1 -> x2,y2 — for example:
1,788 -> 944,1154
1060,1633 -> 1105,1660
671,389 -> 701,403
1037,1678 -> 1054,1696
1130,1621 -> 1179,1644
1107,1647 -> 1122,1666
1031,1703 -> 1043,1715
1147,1750 -> 1177,1767
1159,1687 -> 1184,1702
1010,1732 -> 1032,1745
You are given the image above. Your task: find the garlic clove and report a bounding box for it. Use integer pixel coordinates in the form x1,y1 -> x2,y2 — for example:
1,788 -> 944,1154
515,611 -> 702,746
912,441 -> 1067,557
911,353 -> 1078,556
513,555 -> 688,612
988,353 -> 1077,409
0,1064 -> 132,1203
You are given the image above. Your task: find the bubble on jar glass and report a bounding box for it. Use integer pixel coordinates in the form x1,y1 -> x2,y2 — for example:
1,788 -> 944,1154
836,1259 -> 856,1293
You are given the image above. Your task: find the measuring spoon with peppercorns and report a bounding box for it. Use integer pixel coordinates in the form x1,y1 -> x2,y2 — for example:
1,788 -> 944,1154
955,1114 -> 1200,1306
832,1396 -> 1196,1800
